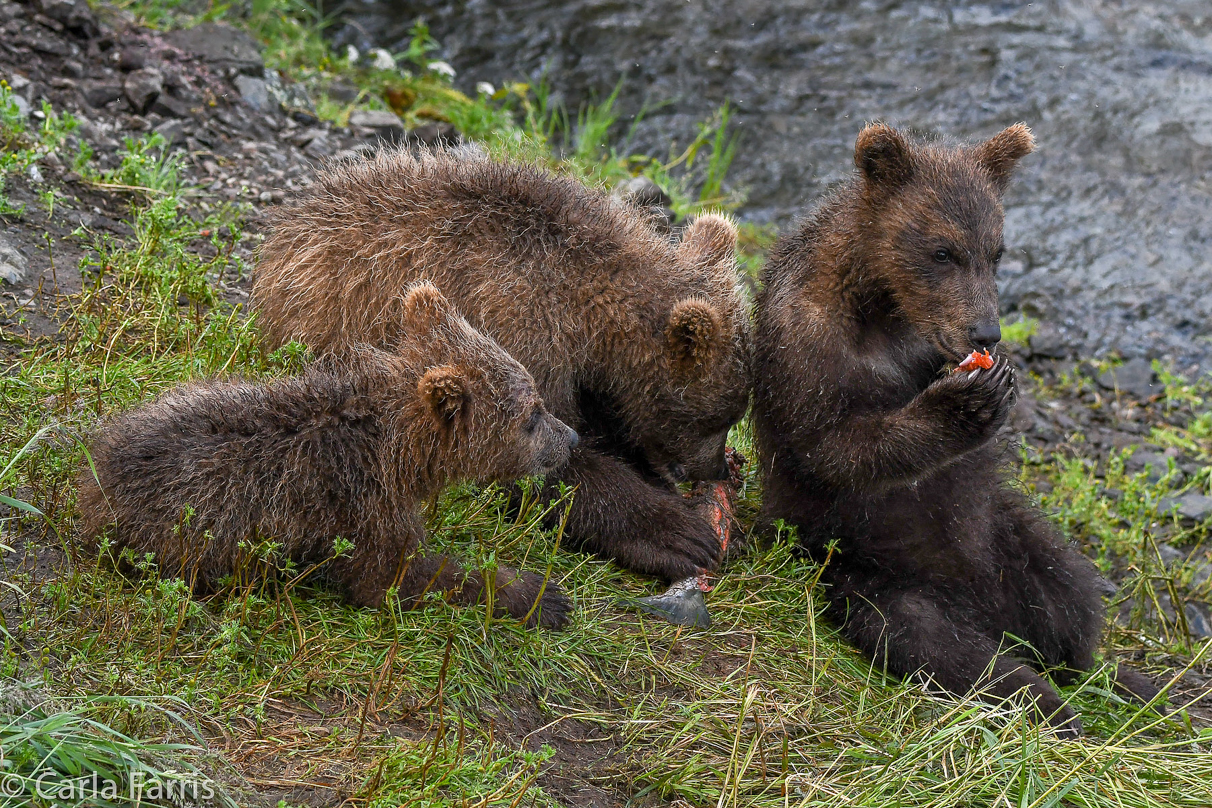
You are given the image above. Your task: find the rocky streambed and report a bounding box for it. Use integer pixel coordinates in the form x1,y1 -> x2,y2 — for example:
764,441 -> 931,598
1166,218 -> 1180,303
333,0 -> 1212,372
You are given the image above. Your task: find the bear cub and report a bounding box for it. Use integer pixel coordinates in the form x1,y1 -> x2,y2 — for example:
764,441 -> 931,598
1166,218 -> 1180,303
753,123 -> 1158,733
251,148 -> 751,585
78,283 -> 579,629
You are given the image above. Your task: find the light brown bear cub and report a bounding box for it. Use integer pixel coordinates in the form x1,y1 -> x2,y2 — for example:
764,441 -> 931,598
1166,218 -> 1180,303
252,148 -> 751,585
78,283 -> 579,628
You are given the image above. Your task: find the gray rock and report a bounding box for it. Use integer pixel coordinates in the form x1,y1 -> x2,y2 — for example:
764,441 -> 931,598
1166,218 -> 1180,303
1159,491 -> 1212,523
10,94 -> 30,119
123,68 -> 162,114
303,133 -> 333,158
163,23 -> 264,75
617,175 -> 673,208
37,0 -> 94,32
1028,323 -> 1069,359
0,237 -> 28,285
1126,448 -> 1172,482
331,144 -> 377,164
1097,357 -> 1159,400
83,81 -> 123,109
1158,542 -> 1185,567
233,74 -> 269,112
287,127 -> 327,148
263,70 -> 314,118
349,109 -> 404,133
149,93 -> 193,119
408,121 -> 456,146
326,80 -> 359,103
1184,603 -> 1212,638
118,46 -> 147,71
153,118 -> 188,145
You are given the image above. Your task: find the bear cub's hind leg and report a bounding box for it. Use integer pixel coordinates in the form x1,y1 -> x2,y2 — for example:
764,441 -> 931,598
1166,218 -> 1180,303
840,588 -> 1083,736
393,554 -> 571,630
326,516 -> 570,629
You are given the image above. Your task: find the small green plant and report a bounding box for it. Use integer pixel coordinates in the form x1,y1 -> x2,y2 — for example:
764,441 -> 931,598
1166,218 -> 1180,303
697,101 -> 740,204
0,425 -> 52,523
1,81 -> 77,190
0,79 -> 27,148
0,175 -> 22,217
0,690 -> 238,808
1001,314 -> 1038,346
401,19 -> 441,70
103,133 -> 182,198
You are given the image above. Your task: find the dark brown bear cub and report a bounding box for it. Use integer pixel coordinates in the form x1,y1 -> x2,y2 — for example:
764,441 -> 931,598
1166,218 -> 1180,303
78,283 -> 578,629
753,123 -> 1157,733
251,149 -> 751,585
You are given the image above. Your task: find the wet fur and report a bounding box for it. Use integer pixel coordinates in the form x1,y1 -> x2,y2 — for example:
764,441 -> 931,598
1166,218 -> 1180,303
78,285 -> 577,628
754,124 -> 1158,733
251,148 -> 751,582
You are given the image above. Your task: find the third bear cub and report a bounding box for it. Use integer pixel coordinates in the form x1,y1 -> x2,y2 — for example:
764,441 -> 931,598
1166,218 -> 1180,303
754,123 -> 1157,733
78,283 -> 578,628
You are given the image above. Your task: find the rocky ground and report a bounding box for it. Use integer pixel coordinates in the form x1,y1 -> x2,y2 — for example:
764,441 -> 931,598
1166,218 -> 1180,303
0,0 -> 459,340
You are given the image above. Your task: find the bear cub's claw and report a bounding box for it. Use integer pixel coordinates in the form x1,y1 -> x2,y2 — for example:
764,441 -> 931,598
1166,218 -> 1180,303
500,570 -> 572,630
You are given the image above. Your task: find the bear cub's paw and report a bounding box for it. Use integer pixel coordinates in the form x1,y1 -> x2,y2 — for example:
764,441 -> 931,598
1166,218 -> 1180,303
919,355 -> 1016,450
497,569 -> 572,630
652,505 -> 725,582
1047,704 -> 1084,739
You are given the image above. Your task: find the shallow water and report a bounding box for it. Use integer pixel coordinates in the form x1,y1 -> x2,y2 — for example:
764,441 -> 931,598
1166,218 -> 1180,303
332,1 -> 1212,369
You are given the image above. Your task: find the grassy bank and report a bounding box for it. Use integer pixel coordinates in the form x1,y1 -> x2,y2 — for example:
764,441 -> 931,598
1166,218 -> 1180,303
3,2 -> 1212,806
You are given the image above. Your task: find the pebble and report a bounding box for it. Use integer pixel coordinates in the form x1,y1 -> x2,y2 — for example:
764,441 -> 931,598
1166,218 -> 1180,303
348,108 -> 404,134
233,74 -> 269,112
162,22 -> 264,75
1159,491 -> 1212,523
83,81 -> 123,108
1097,357 -> 1159,401
123,67 -> 162,113
0,238 -> 27,284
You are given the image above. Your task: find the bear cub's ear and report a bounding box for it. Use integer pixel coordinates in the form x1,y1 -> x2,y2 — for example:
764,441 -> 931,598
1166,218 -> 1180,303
666,298 -> 724,373
855,122 -> 914,191
973,122 -> 1035,193
402,281 -> 455,335
676,213 -> 738,270
419,365 -> 471,430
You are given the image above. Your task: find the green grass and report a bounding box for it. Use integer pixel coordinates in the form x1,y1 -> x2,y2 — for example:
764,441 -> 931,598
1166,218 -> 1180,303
0,689 -> 238,807
3,2 -> 1212,805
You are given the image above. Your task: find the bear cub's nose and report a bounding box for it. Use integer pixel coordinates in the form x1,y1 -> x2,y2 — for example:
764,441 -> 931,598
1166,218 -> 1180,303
967,321 -> 1002,349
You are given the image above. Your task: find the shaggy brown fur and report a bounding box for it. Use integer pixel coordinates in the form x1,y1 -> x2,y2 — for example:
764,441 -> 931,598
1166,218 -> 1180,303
251,148 -> 751,583
78,283 -> 579,628
753,123 -> 1158,734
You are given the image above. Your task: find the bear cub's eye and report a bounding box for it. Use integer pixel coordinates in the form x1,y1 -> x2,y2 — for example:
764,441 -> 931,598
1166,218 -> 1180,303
933,248 -> 952,264
525,409 -> 542,434
993,247 -> 1004,263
